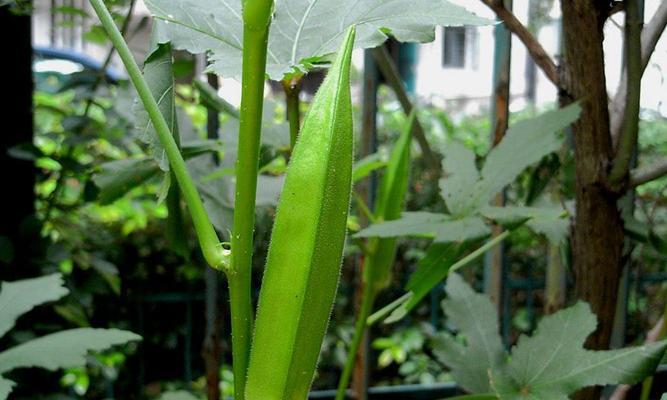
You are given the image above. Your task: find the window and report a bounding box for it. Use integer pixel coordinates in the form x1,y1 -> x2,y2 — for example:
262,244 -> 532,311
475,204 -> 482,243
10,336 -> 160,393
442,27 -> 478,69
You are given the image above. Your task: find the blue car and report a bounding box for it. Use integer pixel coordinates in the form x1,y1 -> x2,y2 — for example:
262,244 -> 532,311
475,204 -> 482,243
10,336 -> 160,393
33,45 -> 126,93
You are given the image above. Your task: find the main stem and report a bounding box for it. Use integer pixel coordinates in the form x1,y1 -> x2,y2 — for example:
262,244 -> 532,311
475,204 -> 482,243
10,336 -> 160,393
230,1 -> 273,398
336,281 -> 376,400
88,0 -> 226,271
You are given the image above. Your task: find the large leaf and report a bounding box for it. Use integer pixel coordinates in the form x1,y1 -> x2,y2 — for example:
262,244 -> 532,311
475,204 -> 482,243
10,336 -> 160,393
491,303 -> 667,399
0,328 -> 141,374
0,274 -> 69,338
354,212 -> 490,244
146,0 -> 489,80
432,274 -> 505,393
440,104 -> 581,215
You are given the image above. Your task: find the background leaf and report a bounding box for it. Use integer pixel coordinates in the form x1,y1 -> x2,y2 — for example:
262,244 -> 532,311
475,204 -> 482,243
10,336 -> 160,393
491,302 -> 667,399
0,328 -> 141,374
474,104 -> 581,208
432,273 -> 505,393
146,0 -> 490,80
0,274 -> 69,338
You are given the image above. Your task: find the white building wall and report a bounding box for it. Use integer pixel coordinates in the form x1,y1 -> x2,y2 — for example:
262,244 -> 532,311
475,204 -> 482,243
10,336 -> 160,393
413,0 -> 667,118
30,0 -> 667,116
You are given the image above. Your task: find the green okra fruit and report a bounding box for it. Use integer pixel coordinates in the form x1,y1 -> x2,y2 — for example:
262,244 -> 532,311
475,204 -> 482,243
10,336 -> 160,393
364,113 -> 414,293
245,27 -> 356,400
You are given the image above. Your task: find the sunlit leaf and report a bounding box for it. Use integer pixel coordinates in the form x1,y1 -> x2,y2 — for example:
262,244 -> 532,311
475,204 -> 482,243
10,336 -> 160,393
145,0 -> 489,80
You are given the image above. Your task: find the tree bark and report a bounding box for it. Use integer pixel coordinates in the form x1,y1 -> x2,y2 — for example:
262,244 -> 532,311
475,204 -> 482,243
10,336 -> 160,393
560,1 -> 625,398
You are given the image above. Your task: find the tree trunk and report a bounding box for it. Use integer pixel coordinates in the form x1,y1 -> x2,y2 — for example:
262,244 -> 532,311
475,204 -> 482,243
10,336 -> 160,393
560,1 -> 625,398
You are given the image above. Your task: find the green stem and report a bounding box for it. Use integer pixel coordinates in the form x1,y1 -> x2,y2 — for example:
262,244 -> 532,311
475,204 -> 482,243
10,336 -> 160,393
282,78 -> 302,149
88,0 -> 227,271
229,1 -> 274,398
336,281 -> 376,400
367,292 -> 412,326
450,231 -> 509,274
609,0 -> 642,185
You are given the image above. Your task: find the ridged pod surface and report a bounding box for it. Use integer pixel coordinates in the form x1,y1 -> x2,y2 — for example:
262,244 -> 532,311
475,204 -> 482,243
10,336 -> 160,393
245,27 -> 356,400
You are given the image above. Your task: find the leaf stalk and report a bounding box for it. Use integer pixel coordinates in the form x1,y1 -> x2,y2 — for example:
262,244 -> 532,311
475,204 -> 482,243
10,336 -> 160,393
88,0 -> 228,272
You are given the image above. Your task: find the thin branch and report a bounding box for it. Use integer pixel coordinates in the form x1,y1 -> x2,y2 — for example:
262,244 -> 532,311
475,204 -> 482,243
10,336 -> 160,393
611,0 -> 667,145
629,158 -> 667,188
609,0 -> 643,185
480,0 -> 560,87
371,45 -> 440,171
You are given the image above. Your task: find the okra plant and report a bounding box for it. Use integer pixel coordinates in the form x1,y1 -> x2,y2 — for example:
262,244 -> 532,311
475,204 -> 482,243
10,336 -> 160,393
88,0 -> 490,398
85,0 -> 667,398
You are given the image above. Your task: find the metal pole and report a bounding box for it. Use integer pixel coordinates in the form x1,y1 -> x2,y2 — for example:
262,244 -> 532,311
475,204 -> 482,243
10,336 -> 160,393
484,0 -> 513,336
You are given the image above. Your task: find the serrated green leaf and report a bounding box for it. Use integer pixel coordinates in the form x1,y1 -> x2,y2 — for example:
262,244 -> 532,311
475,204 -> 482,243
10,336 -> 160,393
355,212 -> 490,244
133,41 -> 178,172
474,104 -> 581,208
0,377 -> 15,400
145,0 -> 490,80
491,303 -> 667,399
0,274 -> 69,338
432,274 -> 505,393
0,328 -> 141,374
440,141 -> 480,216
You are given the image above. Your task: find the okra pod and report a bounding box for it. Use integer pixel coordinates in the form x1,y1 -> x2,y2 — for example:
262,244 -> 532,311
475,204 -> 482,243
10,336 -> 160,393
245,27 -> 356,400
